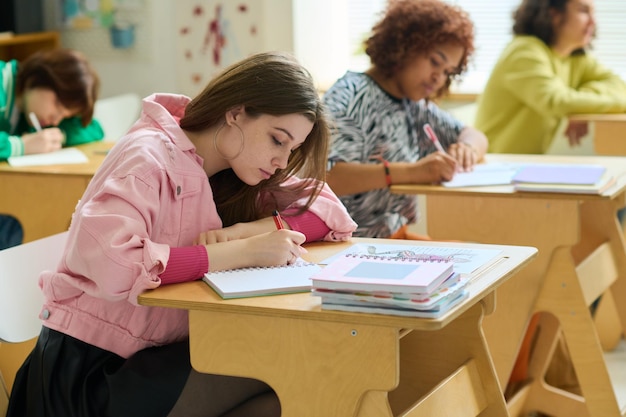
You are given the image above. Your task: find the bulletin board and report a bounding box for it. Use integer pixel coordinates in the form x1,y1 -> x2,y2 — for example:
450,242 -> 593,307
60,0 -> 150,60
175,1 -> 262,97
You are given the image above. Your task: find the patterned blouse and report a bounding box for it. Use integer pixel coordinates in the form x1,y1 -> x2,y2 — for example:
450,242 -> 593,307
323,71 -> 464,238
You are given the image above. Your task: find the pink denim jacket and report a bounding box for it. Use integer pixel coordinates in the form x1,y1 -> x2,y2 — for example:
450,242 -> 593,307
38,93 -> 357,358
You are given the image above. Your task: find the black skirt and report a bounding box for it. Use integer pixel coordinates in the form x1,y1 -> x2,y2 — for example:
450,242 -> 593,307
7,326 -> 191,417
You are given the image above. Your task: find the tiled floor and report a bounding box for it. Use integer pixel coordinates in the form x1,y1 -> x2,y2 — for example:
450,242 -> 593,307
606,338 -> 626,409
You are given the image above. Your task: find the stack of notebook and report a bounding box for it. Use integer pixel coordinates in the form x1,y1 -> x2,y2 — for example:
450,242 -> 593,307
511,163 -> 614,194
443,162 -> 615,194
310,254 -> 469,318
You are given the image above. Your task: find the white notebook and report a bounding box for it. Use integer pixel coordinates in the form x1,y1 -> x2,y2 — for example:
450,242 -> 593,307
7,147 -> 88,166
202,260 -> 321,299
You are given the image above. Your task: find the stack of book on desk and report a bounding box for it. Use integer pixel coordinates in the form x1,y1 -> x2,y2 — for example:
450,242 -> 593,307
511,163 -> 615,194
311,253 -> 469,318
443,162 -> 615,194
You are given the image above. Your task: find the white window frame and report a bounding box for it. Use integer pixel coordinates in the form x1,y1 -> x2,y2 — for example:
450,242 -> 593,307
293,0 -> 626,93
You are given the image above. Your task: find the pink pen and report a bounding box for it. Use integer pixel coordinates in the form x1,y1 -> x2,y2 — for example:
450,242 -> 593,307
423,123 -> 447,154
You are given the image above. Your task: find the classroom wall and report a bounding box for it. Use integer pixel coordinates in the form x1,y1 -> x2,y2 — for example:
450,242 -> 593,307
58,0 -> 293,99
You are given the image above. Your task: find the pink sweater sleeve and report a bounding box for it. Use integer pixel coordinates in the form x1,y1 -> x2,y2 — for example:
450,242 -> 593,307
159,245 -> 208,285
259,176 -> 357,241
282,209 -> 331,242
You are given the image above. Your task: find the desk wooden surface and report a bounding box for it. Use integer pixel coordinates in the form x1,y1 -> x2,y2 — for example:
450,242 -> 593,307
569,113 -> 626,155
0,31 -> 60,62
393,153 -> 626,199
0,141 -> 112,242
391,153 -> 626,417
140,238 -> 536,331
140,237 -> 536,417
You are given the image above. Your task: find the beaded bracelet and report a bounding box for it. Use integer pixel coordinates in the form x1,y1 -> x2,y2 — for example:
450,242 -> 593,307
382,159 -> 392,187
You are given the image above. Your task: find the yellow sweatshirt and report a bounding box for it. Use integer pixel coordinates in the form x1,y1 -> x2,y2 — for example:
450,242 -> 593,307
475,35 -> 626,154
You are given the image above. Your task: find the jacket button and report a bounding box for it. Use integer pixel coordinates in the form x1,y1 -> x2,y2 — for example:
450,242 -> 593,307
41,309 -> 50,320
176,185 -> 181,195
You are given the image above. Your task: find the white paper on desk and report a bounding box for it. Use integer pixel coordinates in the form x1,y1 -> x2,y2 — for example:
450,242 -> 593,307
7,148 -> 89,167
443,162 -> 522,188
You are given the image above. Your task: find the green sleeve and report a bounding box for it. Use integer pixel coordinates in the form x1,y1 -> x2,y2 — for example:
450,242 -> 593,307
0,131 -> 24,161
0,132 -> 12,160
59,117 -> 105,147
576,56 -> 626,96
499,39 -> 626,117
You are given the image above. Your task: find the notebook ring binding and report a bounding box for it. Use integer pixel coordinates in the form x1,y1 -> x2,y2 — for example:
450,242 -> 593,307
209,261 -> 315,273
345,253 -> 449,262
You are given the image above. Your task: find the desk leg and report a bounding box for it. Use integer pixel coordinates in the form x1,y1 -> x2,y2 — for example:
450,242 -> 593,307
388,303 -> 508,417
515,312 -> 587,416
574,199 -> 626,341
188,310 -> 398,417
532,246 -> 621,417
426,195 -> 580,387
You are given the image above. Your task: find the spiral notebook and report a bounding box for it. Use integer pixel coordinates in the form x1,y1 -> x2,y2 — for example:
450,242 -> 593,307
202,260 -> 321,299
311,254 -> 454,294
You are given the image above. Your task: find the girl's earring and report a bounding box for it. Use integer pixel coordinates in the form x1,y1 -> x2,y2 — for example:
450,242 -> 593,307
213,122 -> 245,160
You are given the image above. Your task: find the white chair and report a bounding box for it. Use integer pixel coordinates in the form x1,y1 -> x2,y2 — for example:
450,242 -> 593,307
0,232 -> 68,414
0,231 -> 67,344
93,93 -> 142,142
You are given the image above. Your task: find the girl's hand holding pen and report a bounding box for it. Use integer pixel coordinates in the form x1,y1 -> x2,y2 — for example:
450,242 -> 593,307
24,110 -> 65,154
414,152 -> 457,183
270,210 -> 307,264
21,128 -> 65,155
202,229 -> 306,272
424,122 -> 478,173
447,141 -> 479,172
254,229 -> 307,266
195,214 -> 306,267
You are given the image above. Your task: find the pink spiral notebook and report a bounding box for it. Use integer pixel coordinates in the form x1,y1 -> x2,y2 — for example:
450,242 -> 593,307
311,254 -> 454,294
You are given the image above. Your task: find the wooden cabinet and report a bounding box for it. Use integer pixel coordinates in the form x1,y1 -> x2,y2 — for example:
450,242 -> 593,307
0,31 -> 60,61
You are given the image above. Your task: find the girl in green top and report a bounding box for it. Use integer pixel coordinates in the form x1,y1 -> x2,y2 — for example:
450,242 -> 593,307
0,48 -> 103,249
0,48 -> 103,159
475,0 -> 626,154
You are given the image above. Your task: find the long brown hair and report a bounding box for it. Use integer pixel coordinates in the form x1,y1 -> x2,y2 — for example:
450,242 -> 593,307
179,51 -> 329,226
16,49 -> 100,126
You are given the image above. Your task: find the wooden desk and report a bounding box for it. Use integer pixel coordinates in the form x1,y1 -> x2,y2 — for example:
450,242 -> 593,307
569,114 -> 626,347
392,154 -> 626,417
569,113 -> 626,155
0,142 -> 112,242
0,31 -> 60,61
139,237 -> 536,417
